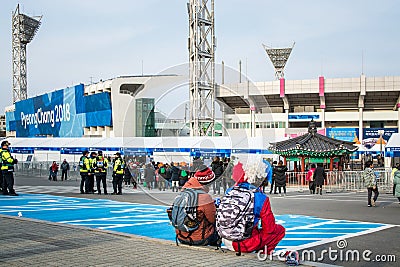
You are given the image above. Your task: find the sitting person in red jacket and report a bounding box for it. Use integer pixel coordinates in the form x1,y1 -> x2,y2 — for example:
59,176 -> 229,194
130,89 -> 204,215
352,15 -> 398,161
221,162 -> 285,255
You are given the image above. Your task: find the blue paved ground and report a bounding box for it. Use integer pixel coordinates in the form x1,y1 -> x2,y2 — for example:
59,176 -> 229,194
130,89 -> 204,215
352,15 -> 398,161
0,194 -> 393,251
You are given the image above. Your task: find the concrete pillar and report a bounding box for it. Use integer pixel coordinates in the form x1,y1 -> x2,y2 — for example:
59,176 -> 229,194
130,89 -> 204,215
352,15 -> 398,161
285,109 -> 289,129
250,106 -> 256,137
359,107 -> 363,144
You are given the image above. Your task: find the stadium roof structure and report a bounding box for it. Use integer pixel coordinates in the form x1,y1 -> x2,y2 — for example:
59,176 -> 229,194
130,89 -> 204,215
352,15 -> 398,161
269,120 -> 359,158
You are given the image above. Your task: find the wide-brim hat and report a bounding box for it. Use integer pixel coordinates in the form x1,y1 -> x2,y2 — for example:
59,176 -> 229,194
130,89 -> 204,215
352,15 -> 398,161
194,165 -> 216,185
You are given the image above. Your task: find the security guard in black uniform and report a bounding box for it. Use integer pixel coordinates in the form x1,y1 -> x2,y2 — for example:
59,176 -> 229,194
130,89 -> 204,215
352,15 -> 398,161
1,141 -> 18,196
79,150 -> 90,194
93,151 -> 108,195
112,152 -> 125,195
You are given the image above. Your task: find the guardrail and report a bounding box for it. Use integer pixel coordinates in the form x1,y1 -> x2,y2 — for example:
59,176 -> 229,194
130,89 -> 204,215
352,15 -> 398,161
285,169 -> 393,193
13,162 -> 394,193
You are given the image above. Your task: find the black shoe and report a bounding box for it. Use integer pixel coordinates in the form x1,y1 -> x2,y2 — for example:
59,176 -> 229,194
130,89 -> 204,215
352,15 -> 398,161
3,192 -> 9,195
97,192 -> 101,195
104,192 -> 108,195
9,193 -> 18,196
111,192 -> 117,195
117,192 -> 122,195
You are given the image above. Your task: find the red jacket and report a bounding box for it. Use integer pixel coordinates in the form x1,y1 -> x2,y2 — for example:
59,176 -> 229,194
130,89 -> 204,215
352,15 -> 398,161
175,177 -> 216,243
306,168 -> 316,181
227,183 -> 285,254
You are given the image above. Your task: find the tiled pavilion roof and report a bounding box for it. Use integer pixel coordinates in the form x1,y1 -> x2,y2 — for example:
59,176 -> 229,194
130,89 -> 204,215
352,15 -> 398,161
269,121 -> 359,157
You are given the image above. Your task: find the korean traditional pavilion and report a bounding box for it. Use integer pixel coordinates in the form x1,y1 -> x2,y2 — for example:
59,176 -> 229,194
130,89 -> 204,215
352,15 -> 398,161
269,120 -> 359,171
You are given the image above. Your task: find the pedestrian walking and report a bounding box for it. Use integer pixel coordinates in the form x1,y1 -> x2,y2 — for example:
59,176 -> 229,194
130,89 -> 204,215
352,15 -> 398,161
362,160 -> 379,207
269,161 -> 277,194
144,163 -> 155,190
49,161 -> 59,181
130,164 -> 138,189
314,163 -> 326,195
171,162 -> 180,192
273,160 -> 287,196
211,156 -> 224,194
179,163 -> 189,189
393,167 -> 400,204
158,163 -> 167,191
60,159 -> 70,181
306,164 -> 317,194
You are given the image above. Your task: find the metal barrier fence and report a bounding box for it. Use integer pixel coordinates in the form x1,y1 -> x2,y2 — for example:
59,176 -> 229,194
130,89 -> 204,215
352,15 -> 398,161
285,169 -> 393,193
13,161 -> 114,181
13,162 -> 394,193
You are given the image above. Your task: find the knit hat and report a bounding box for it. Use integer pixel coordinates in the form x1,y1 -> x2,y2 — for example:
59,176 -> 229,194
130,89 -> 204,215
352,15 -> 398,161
194,165 -> 216,185
232,162 -> 246,183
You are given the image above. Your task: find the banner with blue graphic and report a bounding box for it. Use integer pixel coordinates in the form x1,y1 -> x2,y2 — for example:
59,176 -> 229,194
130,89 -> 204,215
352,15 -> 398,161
326,128 -> 359,142
6,84 -> 112,137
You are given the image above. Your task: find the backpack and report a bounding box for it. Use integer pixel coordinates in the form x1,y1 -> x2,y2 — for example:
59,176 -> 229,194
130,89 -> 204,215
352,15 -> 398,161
216,186 -> 255,243
181,169 -> 188,177
167,188 -> 205,244
160,167 -> 166,174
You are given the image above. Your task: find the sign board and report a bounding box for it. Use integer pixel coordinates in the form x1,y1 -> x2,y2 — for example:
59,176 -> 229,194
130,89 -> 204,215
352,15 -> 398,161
6,84 -> 112,137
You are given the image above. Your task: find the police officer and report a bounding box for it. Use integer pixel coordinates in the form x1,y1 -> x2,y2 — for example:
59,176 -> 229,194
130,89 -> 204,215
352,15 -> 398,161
93,151 -> 108,195
1,141 -> 18,196
112,152 -> 124,195
88,151 -> 97,193
79,150 -> 91,194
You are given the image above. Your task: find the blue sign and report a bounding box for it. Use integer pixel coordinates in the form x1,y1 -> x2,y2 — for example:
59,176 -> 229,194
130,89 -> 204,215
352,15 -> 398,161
326,128 -> 359,142
124,147 -> 152,156
288,114 -> 319,121
190,148 -> 231,157
6,84 -> 112,137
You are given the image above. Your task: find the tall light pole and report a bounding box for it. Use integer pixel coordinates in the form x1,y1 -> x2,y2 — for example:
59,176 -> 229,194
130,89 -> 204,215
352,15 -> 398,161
187,0 -> 216,136
12,4 -> 42,103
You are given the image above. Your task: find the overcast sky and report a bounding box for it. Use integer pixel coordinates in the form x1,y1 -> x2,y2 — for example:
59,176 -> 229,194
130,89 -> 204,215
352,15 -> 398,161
1,0 -> 399,113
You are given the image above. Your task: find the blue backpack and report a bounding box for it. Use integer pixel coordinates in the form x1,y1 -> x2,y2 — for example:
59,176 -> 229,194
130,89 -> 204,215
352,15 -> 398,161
168,188 -> 207,245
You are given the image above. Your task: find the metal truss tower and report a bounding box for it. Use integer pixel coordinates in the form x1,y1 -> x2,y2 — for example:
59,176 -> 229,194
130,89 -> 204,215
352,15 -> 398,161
12,4 -> 42,103
262,42 -> 295,79
187,0 -> 216,136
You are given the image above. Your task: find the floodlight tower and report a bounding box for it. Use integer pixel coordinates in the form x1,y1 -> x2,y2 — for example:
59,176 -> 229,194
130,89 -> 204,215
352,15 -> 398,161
187,0 -> 216,136
12,4 -> 42,103
262,42 -> 295,79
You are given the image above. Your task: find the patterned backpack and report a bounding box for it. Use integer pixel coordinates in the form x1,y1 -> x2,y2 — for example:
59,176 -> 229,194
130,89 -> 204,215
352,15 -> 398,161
216,186 -> 255,244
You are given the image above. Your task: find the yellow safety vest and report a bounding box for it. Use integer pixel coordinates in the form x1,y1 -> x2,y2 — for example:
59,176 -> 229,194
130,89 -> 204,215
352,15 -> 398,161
1,149 -> 15,171
113,157 -> 125,175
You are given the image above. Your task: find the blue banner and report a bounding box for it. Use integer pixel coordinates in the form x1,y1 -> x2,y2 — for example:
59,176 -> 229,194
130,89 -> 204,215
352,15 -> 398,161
326,128 -> 359,142
6,84 -> 112,137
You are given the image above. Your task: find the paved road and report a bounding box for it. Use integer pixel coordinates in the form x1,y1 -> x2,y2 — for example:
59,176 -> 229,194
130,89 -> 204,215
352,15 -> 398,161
0,215 -> 286,267
8,174 -> 400,266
